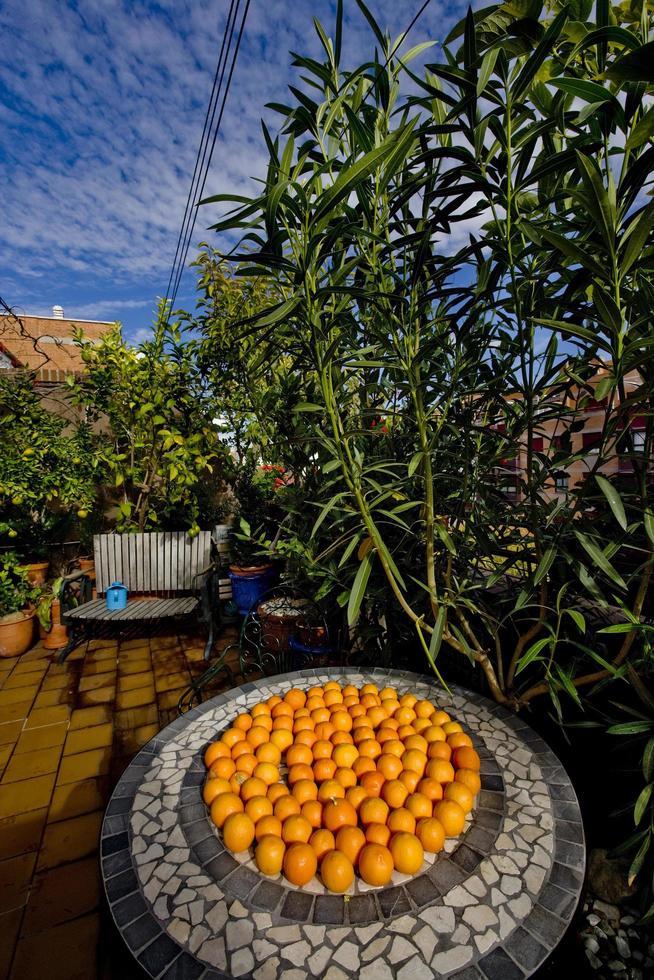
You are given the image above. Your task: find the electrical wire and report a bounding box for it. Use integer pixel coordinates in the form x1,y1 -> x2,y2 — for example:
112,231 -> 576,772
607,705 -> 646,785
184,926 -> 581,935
166,0 -> 252,315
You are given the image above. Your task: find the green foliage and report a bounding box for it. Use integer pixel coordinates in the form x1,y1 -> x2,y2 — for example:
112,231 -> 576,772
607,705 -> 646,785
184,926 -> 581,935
69,310 -> 229,533
0,372 -> 99,559
0,552 -> 38,618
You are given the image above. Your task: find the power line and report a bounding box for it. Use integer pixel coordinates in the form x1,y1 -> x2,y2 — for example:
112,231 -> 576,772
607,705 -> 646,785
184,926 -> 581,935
166,0 -> 252,315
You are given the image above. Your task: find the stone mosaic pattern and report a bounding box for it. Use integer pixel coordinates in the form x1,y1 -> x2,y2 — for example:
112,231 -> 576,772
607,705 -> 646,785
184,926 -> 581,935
101,668 -> 586,979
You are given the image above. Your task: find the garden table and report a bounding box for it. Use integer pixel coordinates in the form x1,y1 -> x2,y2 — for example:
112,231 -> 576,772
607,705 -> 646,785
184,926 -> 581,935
101,668 -> 585,980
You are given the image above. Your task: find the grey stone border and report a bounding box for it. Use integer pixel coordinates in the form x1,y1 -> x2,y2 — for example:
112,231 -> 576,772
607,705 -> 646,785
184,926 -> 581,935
101,667 -> 586,979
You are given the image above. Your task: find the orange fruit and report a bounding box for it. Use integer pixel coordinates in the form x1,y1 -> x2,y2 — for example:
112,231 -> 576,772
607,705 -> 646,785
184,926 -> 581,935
415,699 -> 435,719
332,743 -> 358,769
423,724 -> 446,744
360,694 -> 379,708
235,753 -> 258,776
416,817 -> 446,852
431,710 -> 450,726
331,731 -> 354,747
251,702 -> 271,718
352,725 -> 375,744
311,707 -> 331,725
358,739 -> 382,760
313,739 -> 333,760
204,741 -> 230,767
428,741 -> 452,761
321,849 -> 354,893
345,786 -> 367,811
379,686 -> 397,700
359,797 -> 389,827
335,826 -> 366,867
295,730 -> 317,749
381,701 -> 400,719
395,706 -> 417,727
416,777 -> 444,802
309,828 -> 335,863
353,756 -> 377,778
377,753 -> 403,781
406,792 -> 432,820
230,773 -> 246,794
288,763 -> 314,785
222,727 -> 245,748
382,739 -> 404,759
413,718 -> 431,734
283,842 -> 317,885
389,831 -> 424,874
282,814 -> 313,844
256,742 -> 282,765
287,744 -> 313,768
266,695 -> 281,709
232,740 -> 253,759
223,812 -> 255,852
366,822 -> 391,846
360,770 -> 385,798
267,783 -> 290,804
442,721 -> 463,736
210,792 -> 244,828
255,834 -> 286,875
315,722 -> 335,741
313,758 -> 337,783
404,733 -> 428,754
387,806 -> 416,835
397,724 -> 417,742
443,781 -> 475,814
272,715 -> 293,732
241,776 -> 268,802
335,767 -> 356,788
401,749 -> 427,776
307,686 -> 324,699
342,684 -> 358,698
247,726 -> 271,749
447,732 -> 473,750
272,701 -> 293,719
253,714 -> 273,732
270,729 -> 293,752
293,779 -> 318,804
324,690 -> 343,708
255,814 -> 283,841
455,768 -> 481,796
245,795 -> 273,823
376,728 -> 397,745
331,710 -> 352,732
284,687 -> 306,709
399,692 -> 417,708
274,795 -> 301,821
358,843 -> 394,886
317,779 -> 345,802
399,769 -> 420,793
425,759 -> 455,784
452,746 -> 480,771
361,683 -> 379,696
343,695 -> 359,708
366,706 -> 387,729
348,704 -> 367,720
202,777 -> 232,806
294,716 -> 315,734
381,778 -> 408,809
322,798 -> 357,833
301,799 -> 323,828
323,680 -> 341,694
433,799 -> 466,836
210,757 -> 236,780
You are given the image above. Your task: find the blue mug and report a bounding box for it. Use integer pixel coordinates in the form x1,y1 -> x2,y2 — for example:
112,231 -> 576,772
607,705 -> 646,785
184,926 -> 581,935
106,581 -> 128,611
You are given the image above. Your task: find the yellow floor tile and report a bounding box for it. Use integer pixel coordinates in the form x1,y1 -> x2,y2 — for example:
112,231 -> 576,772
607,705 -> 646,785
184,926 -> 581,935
0,807 -> 48,861
48,777 -> 106,823
114,722 -> 160,756
3,670 -> 47,690
11,913 -> 100,980
20,857 -> 100,934
14,723 -> 68,756
24,705 -> 71,730
0,687 -> 38,708
0,722 -> 23,747
68,705 -> 112,731
32,688 -> 73,709
63,722 -> 113,757
116,670 -> 153,693
116,657 -> 152,675
80,658 -> 117,677
115,685 -> 155,710
2,745 -> 62,784
0,702 -> 34,724
113,704 -> 159,732
0,851 -> 37,913
78,684 -> 116,707
78,673 -> 116,694
84,647 -> 117,663
154,670 -> 190,693
57,747 -> 111,786
157,688 -> 188,710
0,744 -> 13,775
0,906 -> 23,979
40,669 -> 76,692
37,810 -> 103,871
0,772 -> 57,819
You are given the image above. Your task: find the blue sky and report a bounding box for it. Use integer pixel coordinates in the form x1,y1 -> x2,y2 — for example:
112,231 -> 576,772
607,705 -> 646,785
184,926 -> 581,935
1,0 -> 468,342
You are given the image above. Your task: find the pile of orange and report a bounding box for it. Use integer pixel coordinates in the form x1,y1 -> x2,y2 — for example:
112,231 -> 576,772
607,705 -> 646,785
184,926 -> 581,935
202,682 -> 481,893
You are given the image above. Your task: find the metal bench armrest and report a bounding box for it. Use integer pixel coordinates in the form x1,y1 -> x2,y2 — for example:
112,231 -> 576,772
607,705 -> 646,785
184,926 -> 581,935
61,572 -> 93,616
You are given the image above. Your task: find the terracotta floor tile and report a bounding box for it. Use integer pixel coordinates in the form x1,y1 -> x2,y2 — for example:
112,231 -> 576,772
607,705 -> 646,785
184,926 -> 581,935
32,688 -> 73,709
116,658 -> 152,676
41,668 -> 77,691
114,722 -> 160,756
78,684 -> 116,707
3,669 -> 46,690
87,639 -> 116,651
48,777 -> 107,823
119,638 -> 150,650
0,906 -> 23,979
154,670 -> 190,693
69,705 -> 112,730
0,722 -> 23,747
37,809 -> 103,871
20,858 -> 100,933
84,647 -> 118,663
78,672 -> 117,694
80,658 -> 118,677
64,722 -> 113,757
11,913 -> 100,979
0,772 -> 57,819
156,687 -> 188,711
113,704 -> 158,732
64,647 -> 86,662
0,687 -> 38,708
24,705 -> 71,729
0,744 -> 12,776
18,645 -> 50,662
0,702 -> 34,725
115,686 -> 155,710
2,745 -> 62,784
0,807 -> 48,861
117,670 -> 153,694
57,747 -> 111,785
0,852 -> 37,913
13,722 -> 68,756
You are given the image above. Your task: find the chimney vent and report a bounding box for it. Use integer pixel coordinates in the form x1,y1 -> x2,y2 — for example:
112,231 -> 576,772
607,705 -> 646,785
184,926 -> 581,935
52,305 -> 64,319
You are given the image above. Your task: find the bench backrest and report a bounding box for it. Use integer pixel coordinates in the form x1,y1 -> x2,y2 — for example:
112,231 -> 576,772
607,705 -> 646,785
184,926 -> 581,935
93,532 -> 212,596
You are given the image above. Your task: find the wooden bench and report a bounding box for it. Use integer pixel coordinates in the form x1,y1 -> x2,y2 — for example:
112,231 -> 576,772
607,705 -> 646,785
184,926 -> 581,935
59,531 -> 219,664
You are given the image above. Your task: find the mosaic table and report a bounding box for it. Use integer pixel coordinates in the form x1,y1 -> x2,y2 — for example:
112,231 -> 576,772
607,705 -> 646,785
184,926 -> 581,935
101,668 -> 586,980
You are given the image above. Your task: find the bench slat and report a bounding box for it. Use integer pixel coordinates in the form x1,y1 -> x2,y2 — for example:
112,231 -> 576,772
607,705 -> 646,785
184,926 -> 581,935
67,596 -> 198,622
93,532 -> 211,596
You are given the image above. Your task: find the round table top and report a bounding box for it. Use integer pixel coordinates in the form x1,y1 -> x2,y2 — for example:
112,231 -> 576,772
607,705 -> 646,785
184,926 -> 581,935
101,667 -> 585,980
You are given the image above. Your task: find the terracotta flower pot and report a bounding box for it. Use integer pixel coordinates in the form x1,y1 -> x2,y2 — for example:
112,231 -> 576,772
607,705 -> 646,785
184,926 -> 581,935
0,610 -> 36,658
43,599 -> 68,650
24,562 -> 49,586
257,597 -> 309,653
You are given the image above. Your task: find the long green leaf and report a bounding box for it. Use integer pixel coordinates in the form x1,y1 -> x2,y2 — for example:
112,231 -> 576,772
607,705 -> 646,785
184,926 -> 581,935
643,738 -> 654,782
533,546 -> 556,585
628,832 -> 650,886
595,474 -> 627,530
515,636 -> 551,675
620,199 -> 654,277
347,552 -> 372,627
608,721 -> 654,734
574,530 -> 627,589
513,7 -> 569,100
634,784 -> 653,826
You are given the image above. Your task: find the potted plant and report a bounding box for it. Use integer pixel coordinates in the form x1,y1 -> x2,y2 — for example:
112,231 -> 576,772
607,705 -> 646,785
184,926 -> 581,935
0,552 -> 38,658
36,577 -> 69,649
